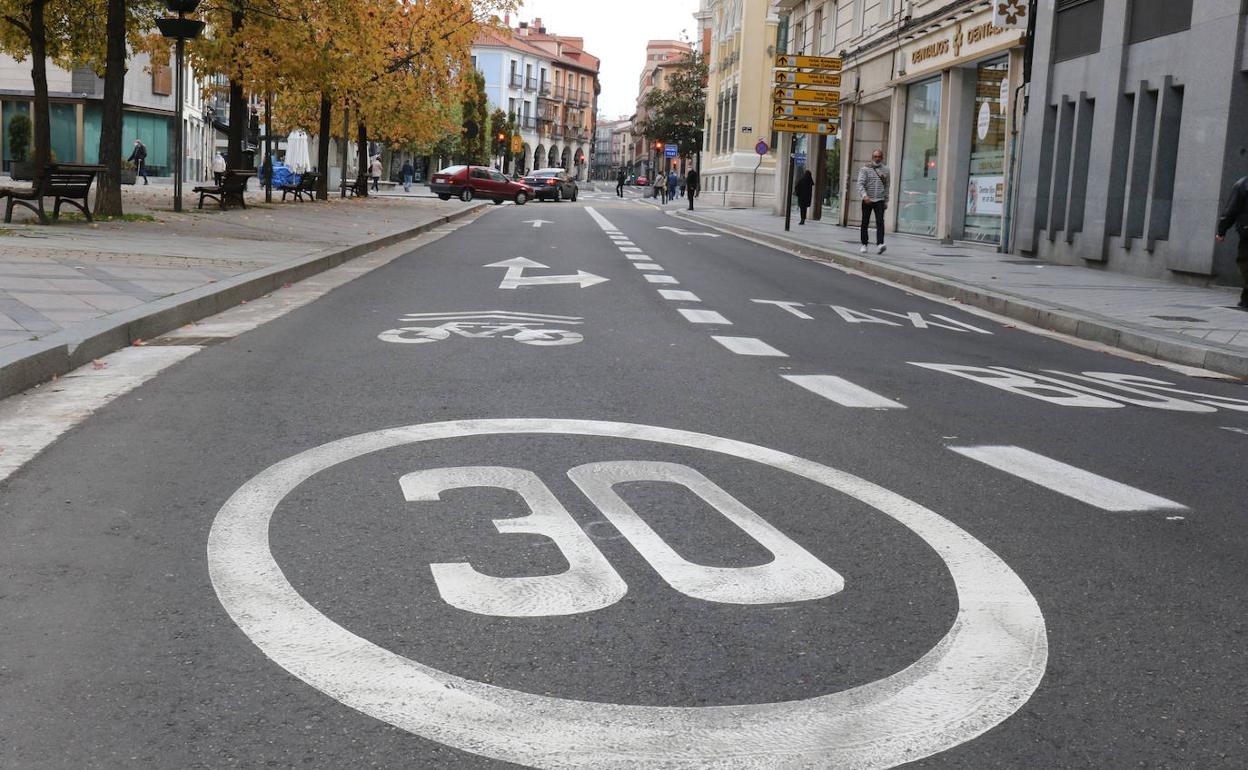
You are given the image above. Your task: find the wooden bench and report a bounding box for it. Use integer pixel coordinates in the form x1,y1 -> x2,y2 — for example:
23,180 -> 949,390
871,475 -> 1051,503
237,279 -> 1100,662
339,178 -> 366,198
0,164 -> 101,225
279,171 -> 320,202
193,169 -> 254,210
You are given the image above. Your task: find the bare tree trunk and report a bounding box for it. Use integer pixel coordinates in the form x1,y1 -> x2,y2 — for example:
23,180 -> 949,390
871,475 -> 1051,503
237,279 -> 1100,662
355,118 -> 368,198
28,0 -> 51,182
226,7 -> 246,168
316,92 -> 330,200
94,0 -> 127,216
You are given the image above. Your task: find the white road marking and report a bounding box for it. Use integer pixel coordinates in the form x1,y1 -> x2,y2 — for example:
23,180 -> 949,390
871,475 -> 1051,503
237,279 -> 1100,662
872,310 -> 994,334
523,219 -> 553,229
208,418 -> 1046,769
583,206 -> 617,232
1222,426 -> 1248,436
634,263 -> 664,271
949,445 -> 1186,512
485,257 -> 608,289
752,299 -> 814,320
644,274 -> 680,284
626,254 -> 652,261
619,247 -> 643,253
782,375 -> 906,409
657,225 -> 720,238
711,336 -> 787,356
677,308 -> 732,325
658,290 -> 701,301
399,310 -> 583,323
912,363 -> 1126,409
829,306 -> 903,326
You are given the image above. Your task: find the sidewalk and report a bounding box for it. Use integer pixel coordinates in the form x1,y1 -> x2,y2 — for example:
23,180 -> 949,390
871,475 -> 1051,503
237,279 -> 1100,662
0,184 -> 485,398
677,205 -> 1248,378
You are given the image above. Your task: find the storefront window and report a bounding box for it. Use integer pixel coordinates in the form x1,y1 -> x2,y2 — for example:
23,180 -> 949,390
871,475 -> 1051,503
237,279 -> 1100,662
897,77 -> 941,236
963,58 -> 1008,243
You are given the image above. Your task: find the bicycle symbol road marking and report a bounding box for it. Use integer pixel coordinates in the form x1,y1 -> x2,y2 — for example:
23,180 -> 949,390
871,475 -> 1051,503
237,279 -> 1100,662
379,311 -> 584,347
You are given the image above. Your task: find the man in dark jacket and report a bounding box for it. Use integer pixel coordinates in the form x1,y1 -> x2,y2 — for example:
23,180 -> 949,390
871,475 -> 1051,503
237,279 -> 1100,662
127,139 -> 148,184
616,169 -> 627,198
795,169 -> 814,225
1217,175 -> 1248,308
685,168 -> 700,211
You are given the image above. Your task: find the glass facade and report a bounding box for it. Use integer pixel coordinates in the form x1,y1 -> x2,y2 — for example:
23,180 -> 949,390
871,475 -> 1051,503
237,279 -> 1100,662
963,58 -> 1009,243
897,77 -> 941,236
2,101 -> 30,170
50,103 -> 77,165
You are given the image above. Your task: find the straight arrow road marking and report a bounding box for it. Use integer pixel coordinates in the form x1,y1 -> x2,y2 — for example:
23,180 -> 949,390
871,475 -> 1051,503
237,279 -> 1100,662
948,445 -> 1186,512
711,336 -> 788,357
782,375 -> 905,408
523,219 -> 554,228
485,257 -> 608,290
657,226 -> 720,238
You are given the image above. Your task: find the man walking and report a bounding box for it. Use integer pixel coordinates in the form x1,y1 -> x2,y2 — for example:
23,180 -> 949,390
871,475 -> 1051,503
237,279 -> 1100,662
400,158 -> 415,193
856,148 -> 890,254
685,168 -> 700,211
616,169 -> 627,198
128,139 -> 148,185
667,169 -> 678,205
1217,174 -> 1248,308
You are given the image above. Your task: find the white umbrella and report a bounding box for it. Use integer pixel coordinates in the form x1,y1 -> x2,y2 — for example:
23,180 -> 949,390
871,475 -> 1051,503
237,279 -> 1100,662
286,130 -> 311,174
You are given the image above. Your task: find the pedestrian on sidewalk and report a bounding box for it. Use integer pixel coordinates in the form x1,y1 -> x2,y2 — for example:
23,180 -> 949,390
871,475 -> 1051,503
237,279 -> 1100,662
212,151 -> 226,186
617,169 -> 627,197
857,148 -> 890,254
400,159 -> 414,193
128,139 -> 148,185
667,170 -> 678,204
795,169 -> 814,225
679,172 -> 687,198
1217,174 -> 1248,308
685,168 -> 700,211
654,175 -> 667,204
369,156 -> 383,192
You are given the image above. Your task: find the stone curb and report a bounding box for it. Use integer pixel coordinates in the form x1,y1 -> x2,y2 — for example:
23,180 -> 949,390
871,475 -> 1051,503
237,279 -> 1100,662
0,202 -> 488,400
677,210 -> 1248,379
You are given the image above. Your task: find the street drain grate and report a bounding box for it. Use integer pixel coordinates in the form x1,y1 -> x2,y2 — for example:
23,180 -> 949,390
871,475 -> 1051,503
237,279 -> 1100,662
143,335 -> 233,347
1151,315 -> 1207,323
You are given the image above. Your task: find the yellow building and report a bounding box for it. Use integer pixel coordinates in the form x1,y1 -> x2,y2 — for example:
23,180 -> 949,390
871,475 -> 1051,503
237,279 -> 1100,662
696,0 -> 781,207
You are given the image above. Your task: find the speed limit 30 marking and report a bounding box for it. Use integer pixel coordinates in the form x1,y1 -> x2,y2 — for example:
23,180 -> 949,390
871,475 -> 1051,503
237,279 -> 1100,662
208,419 -> 1047,769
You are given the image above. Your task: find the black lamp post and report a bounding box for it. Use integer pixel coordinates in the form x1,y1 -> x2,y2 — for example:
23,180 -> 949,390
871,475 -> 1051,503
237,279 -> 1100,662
156,0 -> 204,213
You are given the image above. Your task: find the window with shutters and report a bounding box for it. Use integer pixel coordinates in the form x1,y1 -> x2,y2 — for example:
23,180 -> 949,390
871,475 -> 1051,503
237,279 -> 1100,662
1128,0 -> 1192,44
1053,0 -> 1104,62
152,64 -> 172,96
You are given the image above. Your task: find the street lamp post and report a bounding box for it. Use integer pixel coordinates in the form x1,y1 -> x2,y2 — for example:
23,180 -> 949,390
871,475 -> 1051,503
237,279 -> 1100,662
156,0 -> 204,213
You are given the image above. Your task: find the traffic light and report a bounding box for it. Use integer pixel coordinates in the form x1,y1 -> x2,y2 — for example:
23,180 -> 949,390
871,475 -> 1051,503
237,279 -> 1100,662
654,140 -> 664,152
497,131 -> 508,152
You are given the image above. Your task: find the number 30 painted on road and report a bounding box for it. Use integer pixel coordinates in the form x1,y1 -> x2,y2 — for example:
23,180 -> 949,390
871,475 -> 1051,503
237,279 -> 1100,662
400,461 -> 843,617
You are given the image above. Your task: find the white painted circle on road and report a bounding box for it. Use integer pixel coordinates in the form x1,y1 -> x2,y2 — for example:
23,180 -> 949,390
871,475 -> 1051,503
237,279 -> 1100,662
208,419 -> 1047,769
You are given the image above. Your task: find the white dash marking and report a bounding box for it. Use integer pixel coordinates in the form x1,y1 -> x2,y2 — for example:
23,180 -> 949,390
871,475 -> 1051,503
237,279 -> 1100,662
627,255 -> 653,261
644,274 -> 680,284
658,290 -> 701,301
634,263 -> 664,271
584,207 -> 618,232
711,336 -> 787,357
678,308 -> 732,325
782,375 -> 906,409
619,247 -> 643,253
949,445 -> 1186,512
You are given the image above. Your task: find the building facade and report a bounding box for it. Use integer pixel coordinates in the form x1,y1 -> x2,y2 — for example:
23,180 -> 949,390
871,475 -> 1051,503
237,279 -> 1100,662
633,40 -> 693,180
515,20 -> 601,180
697,0 -> 781,207
771,0 -> 1025,244
1015,0 -> 1247,287
472,28 -> 554,176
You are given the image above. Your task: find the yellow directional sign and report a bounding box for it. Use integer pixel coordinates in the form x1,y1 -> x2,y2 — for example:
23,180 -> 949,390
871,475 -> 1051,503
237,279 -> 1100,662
775,54 -> 842,71
772,119 -> 839,135
773,87 -> 841,104
775,71 -> 841,88
510,135 -> 523,154
774,103 -> 841,119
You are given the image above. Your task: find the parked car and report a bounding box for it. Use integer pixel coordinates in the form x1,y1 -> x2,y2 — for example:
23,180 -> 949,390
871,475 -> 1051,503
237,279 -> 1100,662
635,176 -> 649,187
521,168 -> 579,202
429,165 -> 532,205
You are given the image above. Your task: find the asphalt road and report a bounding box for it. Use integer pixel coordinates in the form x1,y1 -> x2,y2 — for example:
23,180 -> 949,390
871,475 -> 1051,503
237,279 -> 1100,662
1,190 -> 1245,769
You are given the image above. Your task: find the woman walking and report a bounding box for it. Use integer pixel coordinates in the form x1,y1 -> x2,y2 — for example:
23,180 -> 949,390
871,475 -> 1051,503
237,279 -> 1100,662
795,169 -> 814,225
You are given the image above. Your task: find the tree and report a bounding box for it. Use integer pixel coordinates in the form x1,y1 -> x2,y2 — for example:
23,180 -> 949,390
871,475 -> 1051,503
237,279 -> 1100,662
457,68 -> 489,165
635,51 -> 707,161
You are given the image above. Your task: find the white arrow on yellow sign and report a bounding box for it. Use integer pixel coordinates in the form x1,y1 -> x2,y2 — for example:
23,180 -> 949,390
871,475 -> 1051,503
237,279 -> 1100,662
773,87 -> 841,104
775,71 -> 841,88
772,119 -> 839,135
775,54 -> 842,71
774,103 -> 841,119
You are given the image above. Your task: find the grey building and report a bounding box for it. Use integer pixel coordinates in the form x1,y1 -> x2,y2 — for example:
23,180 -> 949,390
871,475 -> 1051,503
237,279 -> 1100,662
1015,0 -> 1248,288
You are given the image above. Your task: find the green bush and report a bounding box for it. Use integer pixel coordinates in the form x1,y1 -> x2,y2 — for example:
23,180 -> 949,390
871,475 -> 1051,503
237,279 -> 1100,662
8,114 -> 30,162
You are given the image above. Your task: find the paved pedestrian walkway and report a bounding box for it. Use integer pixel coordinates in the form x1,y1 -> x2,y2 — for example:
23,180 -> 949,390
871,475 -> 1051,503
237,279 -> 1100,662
677,204 -> 1248,377
0,184 -> 470,350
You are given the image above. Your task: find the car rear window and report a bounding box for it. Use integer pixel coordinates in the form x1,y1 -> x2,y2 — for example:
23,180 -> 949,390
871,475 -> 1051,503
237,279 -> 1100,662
529,171 -> 557,178
436,165 -> 466,175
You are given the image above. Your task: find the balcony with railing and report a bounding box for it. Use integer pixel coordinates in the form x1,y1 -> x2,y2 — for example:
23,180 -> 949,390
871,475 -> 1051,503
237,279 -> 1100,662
539,80 -> 551,96
510,72 -> 523,89
525,76 -> 537,91
551,123 -> 564,139
577,91 -> 590,107
553,85 -> 566,101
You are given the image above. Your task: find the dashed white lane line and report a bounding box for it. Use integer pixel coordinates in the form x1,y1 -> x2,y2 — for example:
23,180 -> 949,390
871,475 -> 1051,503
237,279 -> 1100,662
634,263 -> 664,271
627,255 -> 652,261
678,308 -> 732,325
584,206 -> 617,231
711,336 -> 788,357
658,290 -> 701,301
948,445 -> 1186,512
644,274 -> 680,284
782,375 -> 907,409
619,247 -> 643,253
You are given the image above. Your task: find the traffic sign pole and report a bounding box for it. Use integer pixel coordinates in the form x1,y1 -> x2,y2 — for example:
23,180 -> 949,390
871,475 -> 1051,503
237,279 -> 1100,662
771,51 -> 843,225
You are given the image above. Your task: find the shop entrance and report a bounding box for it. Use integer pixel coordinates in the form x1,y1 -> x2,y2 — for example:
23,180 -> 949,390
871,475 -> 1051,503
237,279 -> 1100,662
847,98 -> 891,228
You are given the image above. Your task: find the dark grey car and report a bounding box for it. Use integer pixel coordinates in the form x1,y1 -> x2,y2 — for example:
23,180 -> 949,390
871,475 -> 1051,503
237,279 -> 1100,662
522,168 -> 579,202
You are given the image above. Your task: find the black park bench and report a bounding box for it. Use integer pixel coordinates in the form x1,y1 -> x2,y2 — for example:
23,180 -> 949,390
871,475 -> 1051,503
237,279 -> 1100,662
279,171 -> 320,202
0,164 -> 101,225
193,169 -> 254,210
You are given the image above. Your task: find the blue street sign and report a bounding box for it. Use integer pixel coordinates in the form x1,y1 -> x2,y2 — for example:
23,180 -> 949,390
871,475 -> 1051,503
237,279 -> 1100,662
664,144 -> 678,158
794,152 -> 807,166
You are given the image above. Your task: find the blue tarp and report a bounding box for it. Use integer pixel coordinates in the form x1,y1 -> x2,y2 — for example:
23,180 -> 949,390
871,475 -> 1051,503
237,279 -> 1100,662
261,160 -> 298,187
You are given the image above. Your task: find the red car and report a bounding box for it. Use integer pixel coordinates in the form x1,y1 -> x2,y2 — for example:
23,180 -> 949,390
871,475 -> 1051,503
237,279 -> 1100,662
430,165 -> 532,205
635,176 -> 649,186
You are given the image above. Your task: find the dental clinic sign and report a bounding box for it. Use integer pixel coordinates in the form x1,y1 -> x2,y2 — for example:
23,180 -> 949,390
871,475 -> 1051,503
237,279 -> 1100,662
903,10 -> 1025,79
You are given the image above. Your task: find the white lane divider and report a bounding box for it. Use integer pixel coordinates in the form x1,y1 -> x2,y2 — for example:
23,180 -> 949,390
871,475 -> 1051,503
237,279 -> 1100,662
948,445 -> 1186,512
619,247 -> 643,253
634,263 -> 664,271
678,308 -> 732,325
584,206 -> 618,232
711,336 -> 788,357
659,290 -> 701,301
627,255 -> 652,261
782,375 -> 906,409
644,274 -> 680,284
